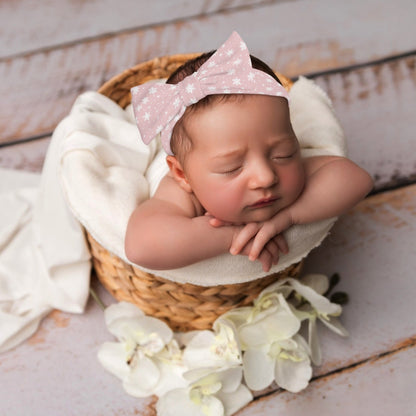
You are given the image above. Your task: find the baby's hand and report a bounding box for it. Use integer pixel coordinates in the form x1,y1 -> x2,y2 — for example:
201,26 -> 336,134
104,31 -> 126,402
205,213 -> 281,271
205,212 -> 243,227
230,210 -> 293,262
238,237 -> 283,272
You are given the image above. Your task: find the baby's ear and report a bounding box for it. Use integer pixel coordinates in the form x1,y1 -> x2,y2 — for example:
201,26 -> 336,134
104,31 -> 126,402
166,156 -> 193,193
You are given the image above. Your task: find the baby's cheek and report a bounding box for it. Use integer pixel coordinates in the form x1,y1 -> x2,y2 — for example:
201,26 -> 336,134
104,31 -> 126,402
282,166 -> 305,203
211,190 -> 244,222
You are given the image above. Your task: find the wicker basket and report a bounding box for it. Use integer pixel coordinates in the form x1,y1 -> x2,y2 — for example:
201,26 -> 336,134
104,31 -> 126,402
89,53 -> 301,332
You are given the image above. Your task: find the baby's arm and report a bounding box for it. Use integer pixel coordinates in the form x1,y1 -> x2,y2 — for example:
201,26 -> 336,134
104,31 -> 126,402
232,155 -> 374,259
125,175 -> 279,270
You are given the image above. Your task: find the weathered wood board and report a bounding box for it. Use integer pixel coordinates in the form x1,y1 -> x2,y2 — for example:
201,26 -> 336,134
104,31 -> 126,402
1,0 -> 416,144
238,345 -> 416,415
313,54 -> 416,191
3,0 -> 415,63
0,137 -> 50,172
1,54 -> 414,192
0,1 -> 415,414
0,185 -> 415,415
0,0 -> 271,57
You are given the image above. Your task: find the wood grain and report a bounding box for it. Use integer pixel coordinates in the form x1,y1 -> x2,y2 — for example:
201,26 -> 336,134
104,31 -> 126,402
238,345 -> 416,415
1,184 -> 415,415
1,54 -> 414,191
313,54 -> 416,191
1,0 -> 416,145
0,137 -> 50,173
0,0 -> 272,57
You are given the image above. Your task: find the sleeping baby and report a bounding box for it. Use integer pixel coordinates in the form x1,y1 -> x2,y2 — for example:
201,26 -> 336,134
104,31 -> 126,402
125,32 -> 373,272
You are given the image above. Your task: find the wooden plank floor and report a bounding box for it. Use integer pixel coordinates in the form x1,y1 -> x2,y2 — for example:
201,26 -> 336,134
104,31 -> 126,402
0,1 -> 415,415
1,186 -> 415,415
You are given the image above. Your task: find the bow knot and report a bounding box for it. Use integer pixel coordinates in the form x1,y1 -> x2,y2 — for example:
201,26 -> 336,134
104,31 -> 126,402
131,32 -> 289,155
179,74 -> 205,106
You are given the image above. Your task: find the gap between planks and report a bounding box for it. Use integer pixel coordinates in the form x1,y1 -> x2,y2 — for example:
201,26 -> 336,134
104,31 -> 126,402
251,331 -> 416,402
0,0 -> 279,61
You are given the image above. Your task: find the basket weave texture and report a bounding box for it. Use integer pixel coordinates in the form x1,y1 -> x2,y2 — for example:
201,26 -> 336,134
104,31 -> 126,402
91,53 -> 301,332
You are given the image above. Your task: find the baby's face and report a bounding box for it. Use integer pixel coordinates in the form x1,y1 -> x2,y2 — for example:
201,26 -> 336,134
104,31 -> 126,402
182,95 -> 305,223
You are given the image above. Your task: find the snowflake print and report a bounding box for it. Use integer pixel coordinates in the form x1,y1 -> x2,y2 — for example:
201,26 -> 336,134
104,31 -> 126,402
143,112 -> 150,121
186,84 -> 195,94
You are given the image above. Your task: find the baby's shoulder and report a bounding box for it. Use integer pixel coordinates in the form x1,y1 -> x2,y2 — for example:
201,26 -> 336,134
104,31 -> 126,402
153,174 -> 204,218
302,154 -> 345,176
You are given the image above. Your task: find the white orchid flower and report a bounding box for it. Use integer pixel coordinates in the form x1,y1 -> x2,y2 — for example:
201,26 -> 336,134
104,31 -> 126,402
287,274 -> 349,365
257,275 -> 348,365
235,292 -> 311,392
97,301 -> 186,398
157,366 -> 252,416
183,317 -> 242,371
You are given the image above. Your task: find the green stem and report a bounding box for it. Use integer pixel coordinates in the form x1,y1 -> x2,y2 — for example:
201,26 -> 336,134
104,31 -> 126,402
89,287 -> 106,310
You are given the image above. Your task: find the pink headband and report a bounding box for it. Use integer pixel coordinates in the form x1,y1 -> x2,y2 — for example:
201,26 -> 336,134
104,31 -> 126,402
131,31 -> 289,155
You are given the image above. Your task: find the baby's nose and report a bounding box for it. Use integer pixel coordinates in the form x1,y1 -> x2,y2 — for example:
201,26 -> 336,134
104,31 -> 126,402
248,160 -> 277,189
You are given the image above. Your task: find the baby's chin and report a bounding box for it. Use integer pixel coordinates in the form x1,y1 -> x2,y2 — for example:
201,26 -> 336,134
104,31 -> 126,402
224,206 -> 283,224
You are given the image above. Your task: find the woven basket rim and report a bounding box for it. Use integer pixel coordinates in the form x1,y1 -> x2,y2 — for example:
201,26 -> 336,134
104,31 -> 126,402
90,53 -> 299,331
98,52 -> 293,109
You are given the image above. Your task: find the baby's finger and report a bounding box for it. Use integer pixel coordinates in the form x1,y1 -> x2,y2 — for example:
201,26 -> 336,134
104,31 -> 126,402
248,223 -> 277,260
273,234 -> 289,255
262,240 -> 279,265
257,249 -> 272,272
230,223 -> 261,255
209,217 -> 227,227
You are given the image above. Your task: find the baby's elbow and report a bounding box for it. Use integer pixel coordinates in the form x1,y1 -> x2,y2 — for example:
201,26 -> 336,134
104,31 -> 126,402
124,234 -> 141,265
124,228 -> 152,267
360,170 -> 374,197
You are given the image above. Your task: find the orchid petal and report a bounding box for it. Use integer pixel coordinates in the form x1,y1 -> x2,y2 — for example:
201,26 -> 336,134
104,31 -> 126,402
243,347 -> 274,391
275,354 -> 312,393
221,307 -> 253,329
217,367 -> 243,393
123,355 -> 160,397
185,367 -> 221,383
104,301 -> 144,327
319,315 -> 349,337
216,384 -> 253,416
183,330 -> 217,368
308,316 -> 322,366
152,357 -> 188,397
200,395 -> 225,416
286,278 -> 341,316
290,304 -> 314,322
105,317 -> 143,343
136,316 -> 173,344
300,274 -> 329,295
157,388 -> 207,416
97,341 -> 130,380
239,308 -> 300,347
257,279 -> 289,297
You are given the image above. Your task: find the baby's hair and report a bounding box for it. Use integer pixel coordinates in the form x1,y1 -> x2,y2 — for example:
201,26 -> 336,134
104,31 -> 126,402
166,51 -> 283,164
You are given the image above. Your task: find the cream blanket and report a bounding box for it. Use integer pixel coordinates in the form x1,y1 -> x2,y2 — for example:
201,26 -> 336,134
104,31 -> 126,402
61,76 -> 346,285
0,76 -> 346,352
